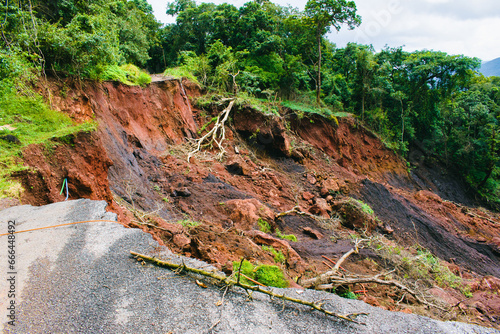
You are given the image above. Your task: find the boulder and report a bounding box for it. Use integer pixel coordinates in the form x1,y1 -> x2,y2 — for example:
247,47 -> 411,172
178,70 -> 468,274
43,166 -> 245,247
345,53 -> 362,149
308,198 -> 331,219
302,227 -> 324,240
331,198 -> 378,232
225,198 -> 275,231
302,191 -> 315,201
320,178 -> 340,196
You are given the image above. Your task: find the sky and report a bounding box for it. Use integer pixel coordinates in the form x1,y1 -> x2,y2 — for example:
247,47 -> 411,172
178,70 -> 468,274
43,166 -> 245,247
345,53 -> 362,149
146,0 -> 500,62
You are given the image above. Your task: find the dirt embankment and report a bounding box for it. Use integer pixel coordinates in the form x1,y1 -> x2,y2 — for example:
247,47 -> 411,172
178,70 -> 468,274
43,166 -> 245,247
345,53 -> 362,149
13,77 -> 500,329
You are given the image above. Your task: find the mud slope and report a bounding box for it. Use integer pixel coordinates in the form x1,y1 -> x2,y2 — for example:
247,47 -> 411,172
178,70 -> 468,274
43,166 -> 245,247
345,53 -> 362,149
21,77 -> 499,277
357,179 -> 500,277
13,77 -> 500,328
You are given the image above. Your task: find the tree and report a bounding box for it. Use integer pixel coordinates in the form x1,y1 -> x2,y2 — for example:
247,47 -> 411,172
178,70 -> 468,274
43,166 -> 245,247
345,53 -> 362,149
355,47 -> 376,121
304,0 -> 360,105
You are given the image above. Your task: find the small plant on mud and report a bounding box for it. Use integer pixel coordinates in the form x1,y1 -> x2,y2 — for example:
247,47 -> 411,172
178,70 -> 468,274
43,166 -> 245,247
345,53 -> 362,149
178,219 -> 199,228
348,198 -> 374,215
233,260 -> 288,288
257,218 -> 271,233
275,228 -> 297,242
262,245 -> 286,264
334,287 -> 359,300
254,265 -> 288,288
370,236 -> 471,298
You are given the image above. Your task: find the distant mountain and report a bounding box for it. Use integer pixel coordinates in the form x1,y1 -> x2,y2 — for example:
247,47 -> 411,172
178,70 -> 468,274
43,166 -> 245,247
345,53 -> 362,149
480,57 -> 500,77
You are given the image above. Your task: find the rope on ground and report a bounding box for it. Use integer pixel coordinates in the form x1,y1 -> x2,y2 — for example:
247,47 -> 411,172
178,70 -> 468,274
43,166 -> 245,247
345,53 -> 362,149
0,219 -> 119,237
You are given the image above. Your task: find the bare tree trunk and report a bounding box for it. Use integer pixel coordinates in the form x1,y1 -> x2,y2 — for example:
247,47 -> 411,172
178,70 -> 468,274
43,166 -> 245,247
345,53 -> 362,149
361,93 -> 365,122
316,32 -> 321,106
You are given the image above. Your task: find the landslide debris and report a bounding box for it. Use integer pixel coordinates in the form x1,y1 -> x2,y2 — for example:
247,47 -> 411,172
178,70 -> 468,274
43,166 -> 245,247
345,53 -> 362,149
9,78 -> 500,329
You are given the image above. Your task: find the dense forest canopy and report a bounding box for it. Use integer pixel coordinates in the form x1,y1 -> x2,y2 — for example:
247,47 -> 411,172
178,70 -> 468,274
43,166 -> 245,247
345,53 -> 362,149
1,0 -> 499,206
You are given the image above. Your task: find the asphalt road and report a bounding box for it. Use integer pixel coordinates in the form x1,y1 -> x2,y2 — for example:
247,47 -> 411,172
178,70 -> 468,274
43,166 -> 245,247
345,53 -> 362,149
0,199 -> 498,333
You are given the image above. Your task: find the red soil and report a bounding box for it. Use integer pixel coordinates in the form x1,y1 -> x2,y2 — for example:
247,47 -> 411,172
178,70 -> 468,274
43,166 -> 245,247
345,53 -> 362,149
12,77 -> 500,329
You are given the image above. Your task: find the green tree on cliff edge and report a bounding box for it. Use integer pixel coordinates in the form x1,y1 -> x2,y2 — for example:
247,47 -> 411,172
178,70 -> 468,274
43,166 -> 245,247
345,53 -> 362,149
305,0 -> 361,105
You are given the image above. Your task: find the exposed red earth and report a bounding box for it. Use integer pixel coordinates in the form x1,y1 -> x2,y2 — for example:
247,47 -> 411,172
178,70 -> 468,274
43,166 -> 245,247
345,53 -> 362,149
9,77 -> 500,329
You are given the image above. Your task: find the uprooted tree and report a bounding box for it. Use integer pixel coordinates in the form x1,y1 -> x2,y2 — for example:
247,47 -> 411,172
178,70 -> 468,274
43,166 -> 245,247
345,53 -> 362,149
187,99 -> 235,162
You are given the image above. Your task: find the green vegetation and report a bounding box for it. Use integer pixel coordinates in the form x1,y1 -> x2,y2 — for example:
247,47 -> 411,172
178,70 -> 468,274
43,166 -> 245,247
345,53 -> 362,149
335,287 -> 359,300
163,67 -> 200,84
261,245 -> 286,263
101,64 -> 151,86
275,229 -> 298,242
371,237 -> 471,296
1,0 -> 499,207
232,260 -> 288,288
257,218 -> 271,233
0,51 -> 96,198
348,198 -> 374,216
177,219 -> 200,228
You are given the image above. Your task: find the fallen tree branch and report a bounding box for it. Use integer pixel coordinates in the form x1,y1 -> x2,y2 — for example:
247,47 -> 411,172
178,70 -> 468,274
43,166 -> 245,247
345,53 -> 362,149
130,251 -> 367,324
301,241 -> 364,288
188,99 -> 235,162
301,268 -> 445,312
313,275 -> 446,311
334,248 -> 357,272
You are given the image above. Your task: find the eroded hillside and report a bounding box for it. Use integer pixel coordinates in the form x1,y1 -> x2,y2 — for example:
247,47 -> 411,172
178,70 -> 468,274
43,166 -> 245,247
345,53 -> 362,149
11,77 -> 500,329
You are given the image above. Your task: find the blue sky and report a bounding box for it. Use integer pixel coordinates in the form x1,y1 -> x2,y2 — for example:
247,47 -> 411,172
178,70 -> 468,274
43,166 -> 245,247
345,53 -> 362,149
146,0 -> 500,61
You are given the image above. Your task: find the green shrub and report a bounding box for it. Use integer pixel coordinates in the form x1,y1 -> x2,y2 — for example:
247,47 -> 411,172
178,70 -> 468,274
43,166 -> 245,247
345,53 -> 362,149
336,288 -> 359,300
232,260 -> 256,285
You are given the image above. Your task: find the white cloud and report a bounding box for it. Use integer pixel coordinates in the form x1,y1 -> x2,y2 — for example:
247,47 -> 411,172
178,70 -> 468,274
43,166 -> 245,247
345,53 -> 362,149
146,0 -> 500,61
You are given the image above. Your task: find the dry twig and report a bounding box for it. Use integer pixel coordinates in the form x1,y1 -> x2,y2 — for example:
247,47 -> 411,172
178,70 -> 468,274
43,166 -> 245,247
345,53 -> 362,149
276,206 -> 319,220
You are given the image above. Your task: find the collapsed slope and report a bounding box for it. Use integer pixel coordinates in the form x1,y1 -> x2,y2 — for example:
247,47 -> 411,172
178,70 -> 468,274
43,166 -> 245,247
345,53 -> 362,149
12,77 -> 500,328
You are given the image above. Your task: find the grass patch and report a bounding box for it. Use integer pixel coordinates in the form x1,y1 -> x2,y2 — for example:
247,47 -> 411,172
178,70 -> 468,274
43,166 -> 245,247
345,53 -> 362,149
257,218 -> 271,233
232,260 -> 288,288
163,67 -> 200,85
177,219 -> 200,228
0,90 -> 96,198
276,228 -> 297,242
101,64 -> 151,86
261,245 -> 286,264
235,92 -> 279,115
349,198 -> 374,216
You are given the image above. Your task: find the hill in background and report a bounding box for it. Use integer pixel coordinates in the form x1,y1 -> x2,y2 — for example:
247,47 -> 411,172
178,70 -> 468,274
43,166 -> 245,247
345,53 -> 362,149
481,57 -> 500,77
